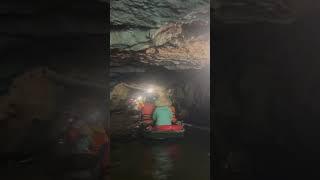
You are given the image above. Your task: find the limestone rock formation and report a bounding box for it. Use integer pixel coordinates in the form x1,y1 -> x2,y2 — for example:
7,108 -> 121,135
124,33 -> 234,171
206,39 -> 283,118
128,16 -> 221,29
110,0 -> 210,70
110,0 -> 210,28
110,0 -> 295,70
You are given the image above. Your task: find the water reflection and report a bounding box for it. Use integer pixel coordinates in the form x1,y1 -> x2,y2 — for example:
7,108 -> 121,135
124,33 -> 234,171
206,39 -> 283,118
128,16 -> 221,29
150,143 -> 180,180
111,130 -> 210,180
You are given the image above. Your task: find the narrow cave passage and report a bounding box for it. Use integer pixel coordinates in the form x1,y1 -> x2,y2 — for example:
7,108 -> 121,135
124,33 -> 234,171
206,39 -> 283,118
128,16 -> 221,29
109,0 -> 210,179
109,66 -> 210,180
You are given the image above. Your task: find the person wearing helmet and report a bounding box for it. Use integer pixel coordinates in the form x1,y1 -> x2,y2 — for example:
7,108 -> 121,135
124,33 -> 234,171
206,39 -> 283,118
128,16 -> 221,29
170,106 -> 178,124
166,88 -> 179,124
141,96 -> 155,125
152,93 -> 173,126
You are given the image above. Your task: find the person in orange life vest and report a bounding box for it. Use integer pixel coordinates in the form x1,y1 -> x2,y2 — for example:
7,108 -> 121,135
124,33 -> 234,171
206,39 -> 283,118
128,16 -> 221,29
141,97 -> 155,125
84,114 -> 110,176
135,96 -> 144,111
90,129 -> 109,175
170,106 -> 177,124
64,116 -> 81,152
138,101 -> 144,111
167,89 -> 178,124
168,90 -> 184,128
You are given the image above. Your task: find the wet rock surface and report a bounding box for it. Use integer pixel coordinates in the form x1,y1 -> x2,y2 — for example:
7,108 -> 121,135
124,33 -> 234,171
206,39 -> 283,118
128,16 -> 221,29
0,64 -> 108,153
213,13 -> 320,177
110,0 -> 209,28
109,68 -> 210,133
1,68 -> 60,152
110,0 -> 297,70
110,0 -> 210,70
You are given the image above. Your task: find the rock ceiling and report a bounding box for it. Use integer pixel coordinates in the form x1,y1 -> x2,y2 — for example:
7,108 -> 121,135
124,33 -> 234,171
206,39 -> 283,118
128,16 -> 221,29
110,0 -> 210,70
110,0 -> 295,70
1,0 -> 296,71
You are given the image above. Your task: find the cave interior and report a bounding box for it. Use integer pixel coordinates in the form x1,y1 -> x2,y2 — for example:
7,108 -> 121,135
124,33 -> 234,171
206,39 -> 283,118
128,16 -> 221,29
2,0 -> 320,179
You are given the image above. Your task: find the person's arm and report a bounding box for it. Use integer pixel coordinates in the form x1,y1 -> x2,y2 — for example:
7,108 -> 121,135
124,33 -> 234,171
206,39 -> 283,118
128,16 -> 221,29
139,110 -> 142,121
168,108 -> 173,122
171,108 -> 177,123
152,109 -> 157,122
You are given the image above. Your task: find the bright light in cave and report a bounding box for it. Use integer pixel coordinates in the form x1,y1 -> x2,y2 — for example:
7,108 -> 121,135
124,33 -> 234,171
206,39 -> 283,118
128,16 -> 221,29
146,88 -> 154,93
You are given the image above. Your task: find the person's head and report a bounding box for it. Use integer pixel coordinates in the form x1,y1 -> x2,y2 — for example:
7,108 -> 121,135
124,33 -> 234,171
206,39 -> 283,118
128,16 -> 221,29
145,96 -> 154,104
66,114 -> 79,125
166,88 -> 174,96
86,111 -> 103,126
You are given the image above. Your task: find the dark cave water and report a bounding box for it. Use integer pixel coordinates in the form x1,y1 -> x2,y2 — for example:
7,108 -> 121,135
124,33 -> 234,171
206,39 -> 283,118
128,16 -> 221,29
110,128 -> 210,180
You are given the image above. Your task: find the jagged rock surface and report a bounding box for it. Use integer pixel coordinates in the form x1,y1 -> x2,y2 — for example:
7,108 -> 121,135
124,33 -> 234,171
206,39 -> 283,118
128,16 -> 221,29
110,0 -> 296,69
110,0 -> 210,69
110,0 -> 210,28
111,38 -> 209,70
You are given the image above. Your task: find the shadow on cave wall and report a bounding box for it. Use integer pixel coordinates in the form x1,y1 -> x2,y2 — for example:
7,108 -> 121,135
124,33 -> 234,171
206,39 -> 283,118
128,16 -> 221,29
214,16 -> 320,178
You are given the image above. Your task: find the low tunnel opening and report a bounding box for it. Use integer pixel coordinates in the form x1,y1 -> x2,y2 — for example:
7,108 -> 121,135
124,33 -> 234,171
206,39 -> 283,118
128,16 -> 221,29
109,63 -> 211,180
109,66 -> 210,138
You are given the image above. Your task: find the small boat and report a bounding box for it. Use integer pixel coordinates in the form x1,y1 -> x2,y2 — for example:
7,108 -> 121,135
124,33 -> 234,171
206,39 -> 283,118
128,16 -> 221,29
143,123 -> 185,140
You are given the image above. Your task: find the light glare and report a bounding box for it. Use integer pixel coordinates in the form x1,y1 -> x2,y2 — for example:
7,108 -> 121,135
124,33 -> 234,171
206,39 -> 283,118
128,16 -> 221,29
147,88 -> 154,93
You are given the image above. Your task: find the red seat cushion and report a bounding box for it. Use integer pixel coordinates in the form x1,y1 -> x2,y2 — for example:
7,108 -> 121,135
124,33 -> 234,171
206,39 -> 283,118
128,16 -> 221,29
152,125 -> 183,132
143,119 -> 153,124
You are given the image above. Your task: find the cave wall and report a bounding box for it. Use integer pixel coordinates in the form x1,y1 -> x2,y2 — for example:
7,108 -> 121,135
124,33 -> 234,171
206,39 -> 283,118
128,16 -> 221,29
214,0 -> 294,24
1,1 -> 107,153
0,66 -> 108,152
214,17 -> 320,175
177,68 -> 210,125
110,0 -> 210,70
110,67 -> 210,126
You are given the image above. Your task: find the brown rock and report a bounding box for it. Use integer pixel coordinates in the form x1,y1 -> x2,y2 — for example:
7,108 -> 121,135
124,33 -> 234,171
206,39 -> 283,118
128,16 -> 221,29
146,48 -> 156,54
8,67 -> 58,122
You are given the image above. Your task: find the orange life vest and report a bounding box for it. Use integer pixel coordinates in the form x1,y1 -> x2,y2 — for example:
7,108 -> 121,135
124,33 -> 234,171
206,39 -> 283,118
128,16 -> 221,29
171,106 -> 177,123
91,131 -> 107,154
141,103 -> 155,124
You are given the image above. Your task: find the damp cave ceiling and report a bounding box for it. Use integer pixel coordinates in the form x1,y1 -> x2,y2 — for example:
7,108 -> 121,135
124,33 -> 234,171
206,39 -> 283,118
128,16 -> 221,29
0,0 -> 310,36
109,0 -> 297,70
1,0 -> 312,71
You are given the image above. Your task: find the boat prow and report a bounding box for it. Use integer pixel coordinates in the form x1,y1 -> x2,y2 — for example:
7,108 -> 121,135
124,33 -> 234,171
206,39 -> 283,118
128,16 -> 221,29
143,124 -> 185,140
